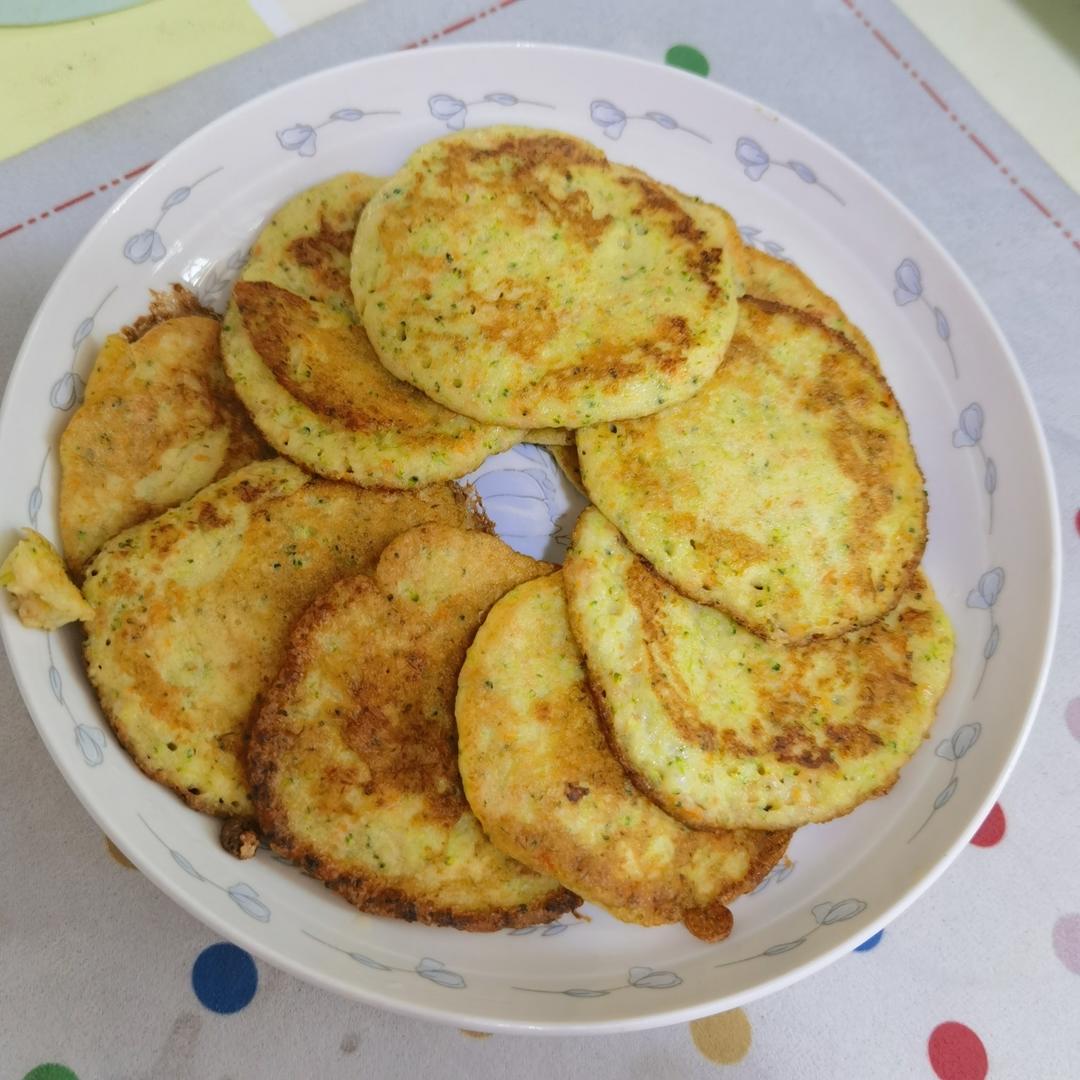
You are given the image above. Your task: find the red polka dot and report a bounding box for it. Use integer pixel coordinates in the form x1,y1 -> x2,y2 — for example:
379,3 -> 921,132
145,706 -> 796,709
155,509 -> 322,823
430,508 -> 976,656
970,803 -> 1005,847
928,1022 -> 988,1080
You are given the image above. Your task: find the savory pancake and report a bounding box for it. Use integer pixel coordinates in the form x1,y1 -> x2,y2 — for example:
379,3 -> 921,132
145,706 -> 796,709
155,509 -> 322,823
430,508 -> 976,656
59,317 -> 268,576
249,525 -> 576,930
241,172 -> 385,316
82,459 -> 484,818
564,508 -> 954,831
737,247 -> 875,361
456,573 -> 789,938
222,281 -> 522,487
352,125 -> 740,428
577,297 -> 927,643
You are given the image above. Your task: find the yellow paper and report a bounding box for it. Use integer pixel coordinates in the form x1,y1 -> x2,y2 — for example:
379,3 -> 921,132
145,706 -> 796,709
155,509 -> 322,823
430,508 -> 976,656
0,0 -> 273,161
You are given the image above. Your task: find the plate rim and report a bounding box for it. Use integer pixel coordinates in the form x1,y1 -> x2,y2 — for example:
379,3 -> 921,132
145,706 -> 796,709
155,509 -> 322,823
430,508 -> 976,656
0,39 -> 1062,1035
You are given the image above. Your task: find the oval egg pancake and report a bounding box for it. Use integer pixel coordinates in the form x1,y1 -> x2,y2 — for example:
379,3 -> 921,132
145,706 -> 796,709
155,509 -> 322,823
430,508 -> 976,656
564,508 -> 954,831
222,281 -> 522,487
82,459 -> 485,817
59,317 -> 269,576
241,171 -> 385,316
352,125 -> 740,428
456,572 -> 789,938
248,525 -> 578,930
577,297 -> 927,642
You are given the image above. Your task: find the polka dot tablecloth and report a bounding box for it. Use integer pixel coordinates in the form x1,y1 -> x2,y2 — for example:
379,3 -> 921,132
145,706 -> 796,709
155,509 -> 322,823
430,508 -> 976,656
1,1 -> 1078,1076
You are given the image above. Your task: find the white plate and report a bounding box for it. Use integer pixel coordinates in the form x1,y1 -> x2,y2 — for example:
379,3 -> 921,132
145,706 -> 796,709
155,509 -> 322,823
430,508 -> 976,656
0,43 -> 1060,1034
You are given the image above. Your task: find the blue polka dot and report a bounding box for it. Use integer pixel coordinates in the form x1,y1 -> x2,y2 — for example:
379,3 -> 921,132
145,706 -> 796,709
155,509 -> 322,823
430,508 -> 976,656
191,942 -> 258,1013
854,929 -> 884,952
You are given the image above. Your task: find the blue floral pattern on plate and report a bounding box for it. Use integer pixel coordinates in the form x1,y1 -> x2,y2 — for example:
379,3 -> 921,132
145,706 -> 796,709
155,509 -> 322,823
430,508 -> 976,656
507,921 -> 573,937
735,137 -> 844,204
304,931 -> 466,989
428,92 -> 554,131
514,966 -> 682,997
909,723 -> 982,841
715,898 -> 868,967
140,814 -> 270,921
738,224 -> 789,261
953,403 -> 996,533
185,248 -> 249,313
590,99 -> 708,142
277,105 -> 400,157
893,257 -> 958,378
967,567 -> 1004,695
49,286 -> 117,413
122,168 -> 223,265
748,857 -> 795,896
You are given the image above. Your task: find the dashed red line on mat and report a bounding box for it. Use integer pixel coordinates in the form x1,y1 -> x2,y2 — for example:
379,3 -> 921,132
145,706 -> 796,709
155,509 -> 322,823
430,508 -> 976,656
1,160 -> 156,244
401,0 -> 522,49
840,0 -> 1076,253
1,0 -> 525,245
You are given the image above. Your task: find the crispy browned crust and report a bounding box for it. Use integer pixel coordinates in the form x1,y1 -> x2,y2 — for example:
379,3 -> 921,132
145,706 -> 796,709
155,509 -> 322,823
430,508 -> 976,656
121,284 -> 218,342
248,532 -> 578,931
328,876 -> 580,932
220,817 -> 260,860
681,902 -> 734,943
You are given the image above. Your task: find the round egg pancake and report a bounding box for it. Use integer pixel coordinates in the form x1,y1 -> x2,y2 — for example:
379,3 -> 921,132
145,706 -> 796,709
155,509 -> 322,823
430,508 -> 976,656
59,317 -> 269,576
456,572 -> 790,938
222,281 -> 522,487
82,459 -> 485,818
563,508 -> 954,831
576,297 -> 928,643
241,171 -> 386,316
248,525 -> 577,930
351,125 -> 740,428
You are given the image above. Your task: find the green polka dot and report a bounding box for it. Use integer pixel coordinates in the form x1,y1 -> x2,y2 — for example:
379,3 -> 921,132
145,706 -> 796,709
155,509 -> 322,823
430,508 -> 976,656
665,45 -> 710,77
23,1066 -> 79,1080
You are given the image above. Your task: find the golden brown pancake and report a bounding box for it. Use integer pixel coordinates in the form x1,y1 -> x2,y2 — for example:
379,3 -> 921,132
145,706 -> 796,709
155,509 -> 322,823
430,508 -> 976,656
222,281 -> 522,486
82,459 -> 485,817
456,572 -> 789,938
59,317 -> 268,576
563,508 -> 954,831
248,525 -> 577,930
577,298 -> 927,643
352,125 -> 740,428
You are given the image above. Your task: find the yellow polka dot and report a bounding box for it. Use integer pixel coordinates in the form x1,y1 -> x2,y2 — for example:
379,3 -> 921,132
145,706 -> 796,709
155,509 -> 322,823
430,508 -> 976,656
690,1008 -> 752,1065
459,1030 -> 492,1040
105,837 -> 134,869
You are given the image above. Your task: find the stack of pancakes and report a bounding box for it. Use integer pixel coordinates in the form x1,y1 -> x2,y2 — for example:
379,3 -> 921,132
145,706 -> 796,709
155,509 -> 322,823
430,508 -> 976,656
62,126 -> 953,939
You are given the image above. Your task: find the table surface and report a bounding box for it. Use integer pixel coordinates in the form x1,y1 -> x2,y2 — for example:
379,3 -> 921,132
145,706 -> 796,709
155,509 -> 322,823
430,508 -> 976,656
2,0 -> 1079,190
1,2 -> 1078,1078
